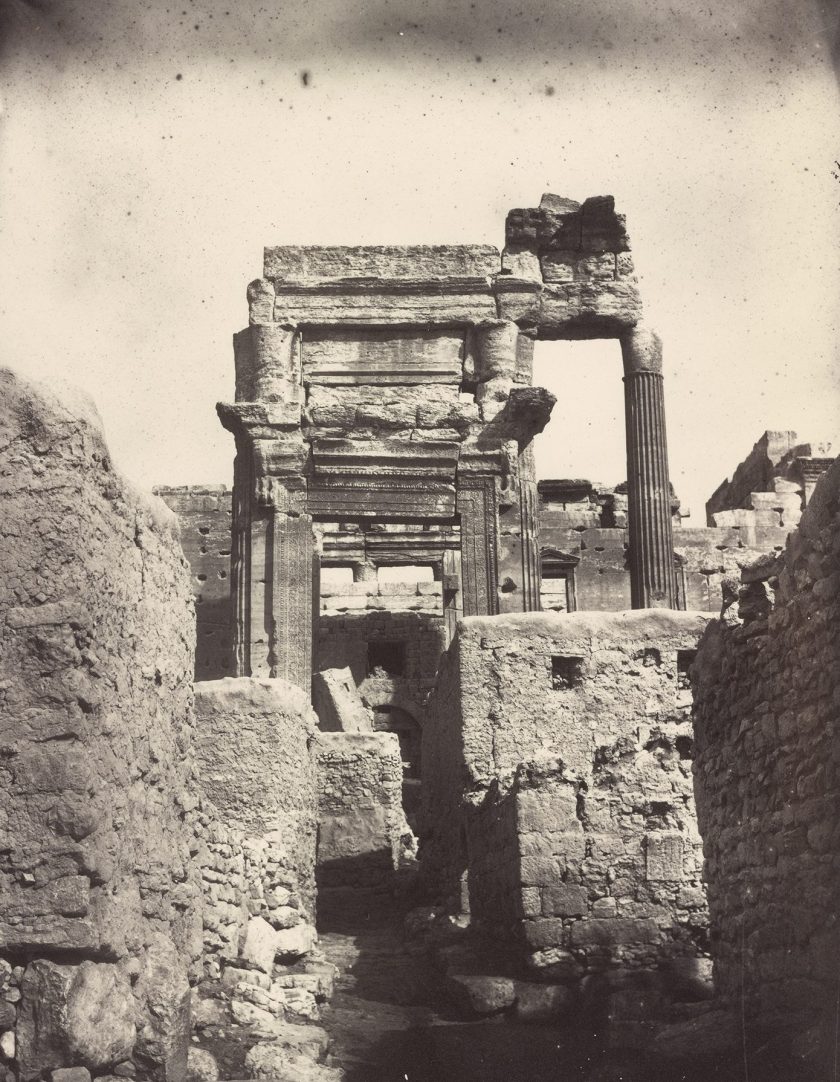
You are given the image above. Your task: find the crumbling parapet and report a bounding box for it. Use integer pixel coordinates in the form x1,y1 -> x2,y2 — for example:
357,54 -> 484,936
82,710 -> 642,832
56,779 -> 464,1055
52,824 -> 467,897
0,369 -> 201,1080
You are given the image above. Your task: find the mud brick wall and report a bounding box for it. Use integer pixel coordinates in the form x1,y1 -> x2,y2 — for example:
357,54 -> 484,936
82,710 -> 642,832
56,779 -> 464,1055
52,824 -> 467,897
315,732 -> 410,891
192,678 -> 318,980
422,610 -> 712,976
0,370 -> 201,1080
154,486 -> 233,681
692,456 -> 840,1067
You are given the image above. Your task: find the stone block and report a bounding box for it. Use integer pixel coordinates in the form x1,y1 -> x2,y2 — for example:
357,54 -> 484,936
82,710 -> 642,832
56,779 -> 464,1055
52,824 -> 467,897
523,918 -> 565,950
541,883 -> 587,917
264,244 -> 500,280
52,1071 -> 91,1082
312,667 -> 371,733
275,923 -> 315,960
185,1048 -> 219,1082
645,832 -> 684,882
241,917 -> 280,973
570,918 -> 660,948
18,960 -> 136,1080
516,787 -> 577,833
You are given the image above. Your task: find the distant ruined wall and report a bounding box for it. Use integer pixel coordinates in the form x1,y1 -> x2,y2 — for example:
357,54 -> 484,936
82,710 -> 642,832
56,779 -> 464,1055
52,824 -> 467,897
154,486 -> 233,681
0,371 -> 201,1081
422,611 -> 712,978
692,456 -> 840,1067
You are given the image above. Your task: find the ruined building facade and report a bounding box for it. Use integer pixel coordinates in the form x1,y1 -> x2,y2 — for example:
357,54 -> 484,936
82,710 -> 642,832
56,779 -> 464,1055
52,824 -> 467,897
0,196 -> 836,1080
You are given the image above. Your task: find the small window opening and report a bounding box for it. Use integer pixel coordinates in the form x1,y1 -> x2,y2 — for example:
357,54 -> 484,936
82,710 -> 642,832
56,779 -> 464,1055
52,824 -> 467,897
677,650 -> 697,691
552,655 -> 584,690
367,641 -> 406,677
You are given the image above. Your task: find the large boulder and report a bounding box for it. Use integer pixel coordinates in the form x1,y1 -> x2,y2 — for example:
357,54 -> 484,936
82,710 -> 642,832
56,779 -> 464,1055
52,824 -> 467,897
17,960 -> 135,1079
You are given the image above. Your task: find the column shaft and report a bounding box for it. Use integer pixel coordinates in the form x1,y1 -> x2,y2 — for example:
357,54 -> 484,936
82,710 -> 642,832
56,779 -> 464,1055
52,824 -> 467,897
624,370 -> 676,608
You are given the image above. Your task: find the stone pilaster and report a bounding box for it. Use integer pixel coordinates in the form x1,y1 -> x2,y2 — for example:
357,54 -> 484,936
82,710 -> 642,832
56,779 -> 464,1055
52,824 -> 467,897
621,326 -> 677,609
456,470 -> 499,617
218,402 -> 314,687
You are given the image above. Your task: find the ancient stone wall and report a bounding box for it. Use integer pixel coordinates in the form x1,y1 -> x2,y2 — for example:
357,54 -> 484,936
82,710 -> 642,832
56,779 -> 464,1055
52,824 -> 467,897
422,610 -> 712,981
155,485 -> 233,681
188,678 -> 335,1058
692,455 -> 840,1067
0,370 -> 201,1080
315,733 -> 410,893
192,679 -> 318,964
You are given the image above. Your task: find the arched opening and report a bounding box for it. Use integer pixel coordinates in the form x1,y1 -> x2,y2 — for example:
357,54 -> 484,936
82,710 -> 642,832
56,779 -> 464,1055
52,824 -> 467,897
372,704 -> 422,831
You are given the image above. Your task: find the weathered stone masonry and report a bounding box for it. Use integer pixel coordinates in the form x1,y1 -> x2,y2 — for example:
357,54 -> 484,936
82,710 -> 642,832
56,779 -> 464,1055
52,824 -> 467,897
0,370 -> 201,1079
692,455 -> 840,1068
421,610 -> 712,986
215,194 -> 682,702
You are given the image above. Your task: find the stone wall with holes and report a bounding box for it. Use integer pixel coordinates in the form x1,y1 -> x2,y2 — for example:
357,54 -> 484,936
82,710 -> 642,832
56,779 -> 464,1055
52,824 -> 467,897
0,370 -> 202,1081
155,485 -> 233,680
691,456 -> 840,1069
315,732 -> 411,892
421,610 -> 713,981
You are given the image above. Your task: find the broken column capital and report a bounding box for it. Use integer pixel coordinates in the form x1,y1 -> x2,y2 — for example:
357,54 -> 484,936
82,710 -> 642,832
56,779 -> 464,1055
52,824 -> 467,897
620,324 -> 663,375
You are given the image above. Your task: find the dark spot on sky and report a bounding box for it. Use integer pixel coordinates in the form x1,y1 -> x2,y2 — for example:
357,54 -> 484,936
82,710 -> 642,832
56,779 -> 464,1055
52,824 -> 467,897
175,73 -> 182,80
300,70 -> 310,87
545,85 -> 555,95
475,55 -> 482,62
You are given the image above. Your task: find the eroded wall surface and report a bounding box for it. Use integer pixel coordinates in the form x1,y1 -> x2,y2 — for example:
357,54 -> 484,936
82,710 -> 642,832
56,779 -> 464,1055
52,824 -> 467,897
0,370 -> 201,1080
422,610 -> 712,980
692,456 -> 840,1066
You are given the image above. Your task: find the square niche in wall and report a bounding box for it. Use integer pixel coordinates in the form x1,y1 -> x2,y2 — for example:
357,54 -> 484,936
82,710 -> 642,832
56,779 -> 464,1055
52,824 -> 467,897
367,641 -> 406,677
676,650 -> 697,691
551,655 -> 585,690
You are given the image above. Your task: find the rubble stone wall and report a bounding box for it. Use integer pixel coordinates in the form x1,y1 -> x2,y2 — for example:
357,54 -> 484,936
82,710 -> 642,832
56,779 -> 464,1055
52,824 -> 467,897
155,486 -> 233,682
423,610 -> 712,977
192,678 -> 318,980
692,456 -> 840,1063
0,370 -> 201,1080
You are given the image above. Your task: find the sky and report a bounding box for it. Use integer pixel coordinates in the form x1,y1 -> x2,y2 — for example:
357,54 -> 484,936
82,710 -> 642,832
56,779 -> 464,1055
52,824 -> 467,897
0,0 -> 839,522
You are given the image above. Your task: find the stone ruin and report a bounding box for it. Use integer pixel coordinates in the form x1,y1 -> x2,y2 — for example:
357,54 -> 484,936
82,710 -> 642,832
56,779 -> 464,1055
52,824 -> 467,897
0,195 -> 836,1080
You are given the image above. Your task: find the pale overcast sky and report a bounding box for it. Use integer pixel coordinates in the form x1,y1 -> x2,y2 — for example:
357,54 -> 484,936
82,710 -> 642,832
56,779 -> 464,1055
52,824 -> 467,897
1,0 -> 838,520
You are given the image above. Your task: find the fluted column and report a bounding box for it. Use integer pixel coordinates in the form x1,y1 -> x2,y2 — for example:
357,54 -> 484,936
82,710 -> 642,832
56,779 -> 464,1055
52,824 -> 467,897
621,326 -> 677,609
